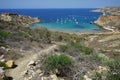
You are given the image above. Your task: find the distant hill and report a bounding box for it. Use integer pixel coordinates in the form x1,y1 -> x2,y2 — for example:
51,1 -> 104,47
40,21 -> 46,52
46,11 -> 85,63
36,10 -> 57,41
92,6 -> 120,16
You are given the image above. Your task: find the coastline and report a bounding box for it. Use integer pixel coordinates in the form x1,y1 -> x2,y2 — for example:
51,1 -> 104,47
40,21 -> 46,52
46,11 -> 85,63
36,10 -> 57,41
1,12 -> 119,35
0,12 -> 40,27
94,22 -> 115,32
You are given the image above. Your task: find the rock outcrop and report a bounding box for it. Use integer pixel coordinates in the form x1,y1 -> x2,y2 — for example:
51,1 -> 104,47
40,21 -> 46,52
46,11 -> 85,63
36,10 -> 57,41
95,15 -> 120,31
5,60 -> 14,68
0,12 -> 40,27
93,7 -> 120,32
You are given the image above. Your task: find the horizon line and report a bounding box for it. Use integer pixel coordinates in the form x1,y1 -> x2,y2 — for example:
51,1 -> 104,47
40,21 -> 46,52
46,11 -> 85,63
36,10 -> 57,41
0,8 -> 101,9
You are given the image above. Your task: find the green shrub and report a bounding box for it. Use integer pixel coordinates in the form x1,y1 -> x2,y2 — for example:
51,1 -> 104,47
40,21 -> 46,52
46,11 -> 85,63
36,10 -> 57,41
0,29 -> 9,38
45,54 -> 72,72
0,62 -> 8,69
72,43 -> 93,55
92,54 -> 104,62
60,43 -> 93,55
80,76 -> 84,80
59,45 -> 70,52
17,31 -> 31,38
92,72 -> 102,80
106,60 -> 120,80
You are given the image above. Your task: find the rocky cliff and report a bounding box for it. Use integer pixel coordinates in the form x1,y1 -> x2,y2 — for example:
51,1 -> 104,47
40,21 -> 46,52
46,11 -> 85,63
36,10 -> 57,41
93,7 -> 120,32
95,15 -> 120,31
0,13 -> 40,27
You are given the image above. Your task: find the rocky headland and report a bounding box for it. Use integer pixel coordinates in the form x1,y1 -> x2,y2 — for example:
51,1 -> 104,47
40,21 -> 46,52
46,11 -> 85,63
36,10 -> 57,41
95,15 -> 120,31
0,13 -> 40,27
94,7 -> 120,32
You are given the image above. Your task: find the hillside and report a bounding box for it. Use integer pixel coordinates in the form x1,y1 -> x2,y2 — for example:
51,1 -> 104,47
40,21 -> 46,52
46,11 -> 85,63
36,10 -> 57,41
0,13 -> 119,80
92,7 -> 120,16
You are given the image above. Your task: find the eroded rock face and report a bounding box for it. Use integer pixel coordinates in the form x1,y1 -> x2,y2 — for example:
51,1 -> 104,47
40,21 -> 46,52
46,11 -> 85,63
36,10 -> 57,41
95,15 -> 120,31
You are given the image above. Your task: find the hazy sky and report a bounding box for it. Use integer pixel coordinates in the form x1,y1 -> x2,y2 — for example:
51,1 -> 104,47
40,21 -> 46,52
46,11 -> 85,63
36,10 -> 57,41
0,0 -> 120,9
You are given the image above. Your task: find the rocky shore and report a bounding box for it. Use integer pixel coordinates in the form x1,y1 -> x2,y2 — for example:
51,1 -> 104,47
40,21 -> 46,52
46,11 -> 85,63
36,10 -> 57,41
0,13 -> 40,27
94,15 -> 120,32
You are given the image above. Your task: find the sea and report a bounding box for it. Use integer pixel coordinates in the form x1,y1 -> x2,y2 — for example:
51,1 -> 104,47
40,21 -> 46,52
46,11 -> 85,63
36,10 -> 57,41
0,9 -> 103,33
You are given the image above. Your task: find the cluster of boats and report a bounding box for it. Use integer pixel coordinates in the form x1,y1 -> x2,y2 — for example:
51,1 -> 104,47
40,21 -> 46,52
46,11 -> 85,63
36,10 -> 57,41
56,17 -> 79,25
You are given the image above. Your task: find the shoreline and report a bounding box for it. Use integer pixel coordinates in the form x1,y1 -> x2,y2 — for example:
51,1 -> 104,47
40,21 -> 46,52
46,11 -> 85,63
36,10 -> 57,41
94,22 -> 116,32
29,22 -> 119,35
76,31 -> 120,35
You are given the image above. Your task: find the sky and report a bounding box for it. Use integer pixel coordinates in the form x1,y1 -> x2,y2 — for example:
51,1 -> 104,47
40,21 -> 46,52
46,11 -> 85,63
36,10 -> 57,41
0,0 -> 120,9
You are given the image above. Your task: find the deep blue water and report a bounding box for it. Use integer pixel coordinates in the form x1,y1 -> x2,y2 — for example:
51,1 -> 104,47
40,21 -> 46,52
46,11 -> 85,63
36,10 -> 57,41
0,9 -> 103,33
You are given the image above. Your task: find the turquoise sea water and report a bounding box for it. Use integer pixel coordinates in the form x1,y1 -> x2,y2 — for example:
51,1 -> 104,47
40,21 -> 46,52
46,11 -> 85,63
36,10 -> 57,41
0,9 -> 103,33
30,21 -> 102,33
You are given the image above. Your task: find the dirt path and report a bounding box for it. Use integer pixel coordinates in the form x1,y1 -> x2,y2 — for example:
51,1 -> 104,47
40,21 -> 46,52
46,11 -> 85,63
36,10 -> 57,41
7,44 -> 58,80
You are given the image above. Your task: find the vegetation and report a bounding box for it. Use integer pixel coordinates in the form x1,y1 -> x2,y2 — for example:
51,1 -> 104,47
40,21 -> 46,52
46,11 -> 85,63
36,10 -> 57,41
92,72 -> 102,80
60,42 -> 93,55
72,43 -> 93,55
0,29 -> 9,38
4,50 -> 23,60
0,62 -> 8,69
0,29 -> 10,47
92,54 -> 106,63
44,54 -> 72,74
106,60 -> 120,80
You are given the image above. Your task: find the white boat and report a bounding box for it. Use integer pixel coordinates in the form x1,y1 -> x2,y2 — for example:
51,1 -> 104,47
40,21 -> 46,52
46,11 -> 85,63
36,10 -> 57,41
75,22 -> 79,24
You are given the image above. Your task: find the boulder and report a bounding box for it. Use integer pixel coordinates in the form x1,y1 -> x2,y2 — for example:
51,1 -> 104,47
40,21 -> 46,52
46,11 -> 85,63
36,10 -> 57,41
0,55 -> 4,60
50,74 -> 59,80
0,59 -> 5,62
41,77 -> 49,80
96,66 -> 107,73
28,61 -> 35,66
0,55 -> 5,62
5,60 -> 14,68
84,75 -> 92,80
22,70 -> 28,76
36,69 -> 42,74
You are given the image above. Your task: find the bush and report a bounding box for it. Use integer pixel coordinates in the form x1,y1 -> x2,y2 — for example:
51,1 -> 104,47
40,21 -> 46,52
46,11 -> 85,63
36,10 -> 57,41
106,60 -> 120,80
92,72 -> 102,80
92,54 -> 105,63
59,45 -> 70,52
0,29 -> 9,38
72,43 -> 93,55
45,54 -> 72,72
60,43 -> 93,55
0,62 -> 8,69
